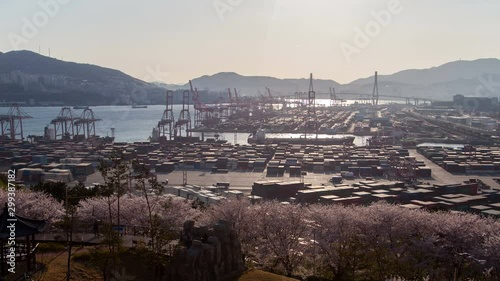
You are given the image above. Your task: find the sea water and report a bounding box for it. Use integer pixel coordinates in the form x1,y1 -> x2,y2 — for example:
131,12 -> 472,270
0,104 -> 375,145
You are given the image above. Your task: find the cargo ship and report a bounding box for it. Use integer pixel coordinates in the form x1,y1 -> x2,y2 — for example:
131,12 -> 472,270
132,105 -> 148,109
248,130 -> 355,145
73,106 -> 89,110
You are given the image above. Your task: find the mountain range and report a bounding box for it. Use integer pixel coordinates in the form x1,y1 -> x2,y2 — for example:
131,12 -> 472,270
172,72 -> 342,96
1,50 -> 499,104
0,50 -> 164,105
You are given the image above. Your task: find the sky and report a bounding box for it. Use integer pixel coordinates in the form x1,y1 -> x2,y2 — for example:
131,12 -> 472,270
1,0 -> 499,84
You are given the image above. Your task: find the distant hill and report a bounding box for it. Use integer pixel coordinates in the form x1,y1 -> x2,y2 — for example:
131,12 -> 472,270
350,59 -> 500,85
153,81 -> 184,89
164,59 -> 500,99
0,50 -> 164,105
176,72 -> 341,96
343,59 -> 500,99
1,50 -> 499,104
0,50 -> 140,83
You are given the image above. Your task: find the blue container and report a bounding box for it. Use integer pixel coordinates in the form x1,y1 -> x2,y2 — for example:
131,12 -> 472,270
32,155 -> 48,165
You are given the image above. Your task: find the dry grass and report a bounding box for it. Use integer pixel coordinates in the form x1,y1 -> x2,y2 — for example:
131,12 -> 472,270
34,246 -> 102,281
237,269 -> 299,281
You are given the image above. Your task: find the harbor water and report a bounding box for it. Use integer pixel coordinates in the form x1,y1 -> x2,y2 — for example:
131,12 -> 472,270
1,103 -> 378,145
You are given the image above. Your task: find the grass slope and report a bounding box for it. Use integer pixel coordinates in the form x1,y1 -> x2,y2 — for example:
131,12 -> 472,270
238,269 -> 299,281
31,243 -> 297,281
34,246 -> 101,281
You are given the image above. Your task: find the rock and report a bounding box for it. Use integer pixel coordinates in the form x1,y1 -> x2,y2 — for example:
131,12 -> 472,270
165,220 -> 246,281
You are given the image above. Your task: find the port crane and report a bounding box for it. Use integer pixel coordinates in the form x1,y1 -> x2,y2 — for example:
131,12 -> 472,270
0,104 -> 32,141
192,81 -> 225,129
158,90 -> 175,140
51,107 -> 78,140
175,90 -> 192,138
228,88 -> 239,116
74,108 -> 101,139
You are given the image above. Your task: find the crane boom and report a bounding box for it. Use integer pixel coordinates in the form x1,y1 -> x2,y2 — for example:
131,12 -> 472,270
234,88 -> 239,104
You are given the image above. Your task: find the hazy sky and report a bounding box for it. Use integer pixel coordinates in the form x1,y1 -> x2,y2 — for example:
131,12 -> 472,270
1,0 -> 499,84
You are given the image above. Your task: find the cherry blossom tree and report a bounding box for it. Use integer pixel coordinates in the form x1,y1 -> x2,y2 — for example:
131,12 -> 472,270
203,199 -> 500,280
252,201 -> 310,277
202,198 -> 258,255
97,152 -> 129,227
308,204 -> 365,280
428,211 -> 498,280
14,184 -> 488,281
77,194 -> 199,234
0,189 -> 65,229
484,233 -> 500,278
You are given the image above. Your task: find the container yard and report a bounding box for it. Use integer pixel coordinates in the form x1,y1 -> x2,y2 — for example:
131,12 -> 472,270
1,76 -> 500,219
3,3 -> 500,280
418,145 -> 500,174
2,134 -> 500,217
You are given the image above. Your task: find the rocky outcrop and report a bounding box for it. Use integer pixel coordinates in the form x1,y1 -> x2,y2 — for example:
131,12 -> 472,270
165,220 -> 245,281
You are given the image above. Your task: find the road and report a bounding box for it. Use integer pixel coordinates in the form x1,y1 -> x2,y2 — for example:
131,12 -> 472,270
409,149 -> 500,189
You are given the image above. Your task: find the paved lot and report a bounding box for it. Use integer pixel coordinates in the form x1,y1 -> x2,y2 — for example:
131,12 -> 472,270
84,150 -> 500,193
87,169 -> 346,194
157,170 -> 340,190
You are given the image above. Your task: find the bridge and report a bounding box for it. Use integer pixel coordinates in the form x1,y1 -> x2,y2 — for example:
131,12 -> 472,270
288,91 -> 440,106
287,72 -> 444,106
332,92 -> 440,105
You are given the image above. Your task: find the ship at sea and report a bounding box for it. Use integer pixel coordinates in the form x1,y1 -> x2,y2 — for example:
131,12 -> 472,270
73,106 -> 89,110
132,105 -> 148,109
248,129 -> 355,145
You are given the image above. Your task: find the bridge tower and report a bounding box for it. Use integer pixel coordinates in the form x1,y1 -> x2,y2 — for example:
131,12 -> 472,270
305,73 -> 318,142
51,107 -> 78,140
372,71 -> 380,106
158,90 -> 175,140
